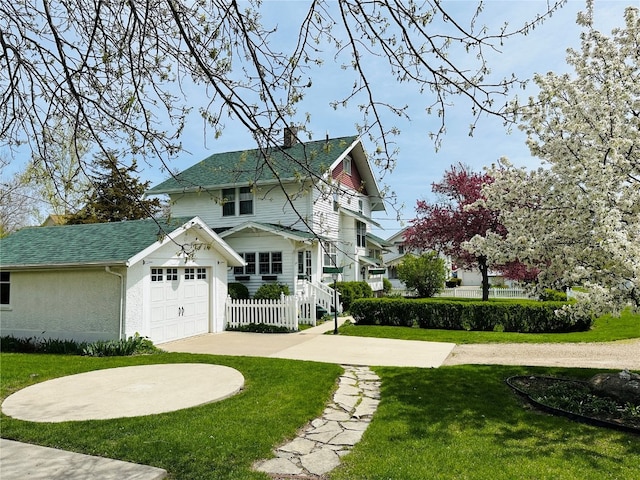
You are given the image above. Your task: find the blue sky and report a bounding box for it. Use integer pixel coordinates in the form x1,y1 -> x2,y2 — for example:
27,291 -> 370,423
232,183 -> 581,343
140,0 -> 632,238
4,1 -> 632,236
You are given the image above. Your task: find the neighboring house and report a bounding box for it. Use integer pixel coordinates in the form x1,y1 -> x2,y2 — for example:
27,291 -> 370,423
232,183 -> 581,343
383,228 -> 415,290
147,132 -> 386,299
383,228 -> 460,290
0,217 -> 243,344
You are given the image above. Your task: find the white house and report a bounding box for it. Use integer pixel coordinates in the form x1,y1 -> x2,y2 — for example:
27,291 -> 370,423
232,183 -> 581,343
147,132 -> 386,300
0,217 -> 244,344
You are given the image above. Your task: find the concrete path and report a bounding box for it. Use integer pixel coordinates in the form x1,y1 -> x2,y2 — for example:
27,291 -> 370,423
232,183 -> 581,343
0,439 -> 167,480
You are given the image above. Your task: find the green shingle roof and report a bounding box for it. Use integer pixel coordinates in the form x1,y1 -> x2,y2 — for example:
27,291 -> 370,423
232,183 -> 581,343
147,136 -> 358,194
0,218 -> 191,268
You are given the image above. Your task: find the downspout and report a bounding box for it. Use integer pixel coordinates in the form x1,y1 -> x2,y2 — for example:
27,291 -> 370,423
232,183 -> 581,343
105,266 -> 125,340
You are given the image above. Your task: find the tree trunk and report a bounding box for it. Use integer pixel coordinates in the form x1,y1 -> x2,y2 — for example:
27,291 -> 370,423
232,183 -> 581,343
478,256 -> 489,301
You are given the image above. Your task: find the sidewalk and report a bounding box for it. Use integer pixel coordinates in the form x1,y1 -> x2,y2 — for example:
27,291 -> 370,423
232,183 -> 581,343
0,439 -> 167,480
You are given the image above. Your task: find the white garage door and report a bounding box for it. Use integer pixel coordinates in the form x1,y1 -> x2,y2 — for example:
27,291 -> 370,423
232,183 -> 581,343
149,267 -> 210,343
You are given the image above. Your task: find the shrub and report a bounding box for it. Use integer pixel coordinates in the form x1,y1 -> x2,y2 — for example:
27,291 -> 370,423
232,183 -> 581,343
82,333 -> 159,357
540,288 -> 568,302
228,282 -> 250,299
350,298 -> 593,333
397,253 -> 446,297
0,335 -> 87,354
228,322 -> 292,333
333,281 -> 373,311
382,277 -> 393,295
254,283 -> 290,300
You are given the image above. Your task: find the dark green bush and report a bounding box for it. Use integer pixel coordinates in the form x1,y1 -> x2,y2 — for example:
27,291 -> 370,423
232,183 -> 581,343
333,281 -> 373,311
382,277 -> 393,295
228,282 -> 250,299
350,298 -> 592,333
1,333 -> 159,356
227,322 -> 292,333
539,288 -> 568,302
0,335 -> 86,354
445,278 -> 462,288
254,283 -> 290,300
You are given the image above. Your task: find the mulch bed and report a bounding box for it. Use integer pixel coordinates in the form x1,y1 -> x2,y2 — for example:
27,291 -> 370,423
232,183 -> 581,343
506,375 -> 640,434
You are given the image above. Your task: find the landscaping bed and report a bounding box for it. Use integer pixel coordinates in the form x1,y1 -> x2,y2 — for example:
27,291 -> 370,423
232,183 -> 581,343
506,375 -> 640,434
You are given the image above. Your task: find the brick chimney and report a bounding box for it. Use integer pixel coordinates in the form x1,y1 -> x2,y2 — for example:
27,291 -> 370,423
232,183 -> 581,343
283,126 -> 298,148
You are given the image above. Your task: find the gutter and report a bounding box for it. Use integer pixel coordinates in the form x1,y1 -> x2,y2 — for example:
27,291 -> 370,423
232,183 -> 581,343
105,266 -> 125,340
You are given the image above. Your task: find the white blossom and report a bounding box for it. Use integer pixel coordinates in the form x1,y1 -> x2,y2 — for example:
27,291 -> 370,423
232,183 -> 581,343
468,5 -> 640,317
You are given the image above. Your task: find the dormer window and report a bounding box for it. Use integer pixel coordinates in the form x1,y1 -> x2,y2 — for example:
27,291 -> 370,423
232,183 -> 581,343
344,155 -> 352,175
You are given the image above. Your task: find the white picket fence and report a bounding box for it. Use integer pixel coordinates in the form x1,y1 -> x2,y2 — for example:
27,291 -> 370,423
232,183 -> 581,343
225,294 -> 316,331
437,287 -> 534,299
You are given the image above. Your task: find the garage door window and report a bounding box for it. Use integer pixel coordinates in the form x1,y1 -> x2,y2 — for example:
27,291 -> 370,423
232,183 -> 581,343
185,268 -> 195,280
151,268 -> 163,281
197,268 -> 207,279
167,268 -> 178,281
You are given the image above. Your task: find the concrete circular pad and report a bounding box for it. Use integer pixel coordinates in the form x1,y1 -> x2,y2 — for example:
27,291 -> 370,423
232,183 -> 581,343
2,363 -> 244,423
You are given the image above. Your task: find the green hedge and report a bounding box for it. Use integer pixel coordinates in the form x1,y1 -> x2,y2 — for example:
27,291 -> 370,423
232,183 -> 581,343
333,281 -> 373,311
350,298 -> 592,333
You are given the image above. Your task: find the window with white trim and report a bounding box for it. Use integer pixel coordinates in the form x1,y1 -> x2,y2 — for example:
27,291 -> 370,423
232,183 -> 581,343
184,268 -> 195,280
197,268 -> 207,279
234,253 -> 256,275
323,242 -> 337,267
0,272 -> 10,305
222,187 -> 253,216
344,155 -> 352,175
356,221 -> 367,248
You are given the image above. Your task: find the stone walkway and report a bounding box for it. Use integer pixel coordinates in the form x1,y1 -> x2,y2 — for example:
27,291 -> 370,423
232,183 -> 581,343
254,365 -> 380,479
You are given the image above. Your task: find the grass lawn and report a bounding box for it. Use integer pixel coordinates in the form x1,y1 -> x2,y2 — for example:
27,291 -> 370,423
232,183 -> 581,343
332,365 -> 640,480
338,308 -> 640,344
1,352 -> 342,480
2,354 -> 639,479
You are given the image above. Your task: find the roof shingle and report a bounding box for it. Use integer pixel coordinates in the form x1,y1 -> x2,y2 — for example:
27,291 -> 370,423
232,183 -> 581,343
147,136 -> 358,194
0,218 -> 190,268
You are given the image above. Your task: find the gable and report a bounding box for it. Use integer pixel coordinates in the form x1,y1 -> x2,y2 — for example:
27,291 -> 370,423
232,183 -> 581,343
332,154 -> 367,194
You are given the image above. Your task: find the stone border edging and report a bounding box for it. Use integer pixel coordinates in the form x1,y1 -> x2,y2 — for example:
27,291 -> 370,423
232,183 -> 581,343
254,365 -> 380,478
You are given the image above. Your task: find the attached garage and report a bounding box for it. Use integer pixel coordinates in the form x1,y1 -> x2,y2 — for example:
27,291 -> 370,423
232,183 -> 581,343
0,217 -> 244,344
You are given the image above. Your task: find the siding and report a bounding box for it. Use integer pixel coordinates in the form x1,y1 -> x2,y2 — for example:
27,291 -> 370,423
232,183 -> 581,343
224,232 -> 297,297
168,183 -> 314,231
1,269 -> 121,342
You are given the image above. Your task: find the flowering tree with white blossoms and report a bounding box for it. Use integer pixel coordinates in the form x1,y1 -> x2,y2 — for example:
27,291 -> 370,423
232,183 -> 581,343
466,4 -> 640,318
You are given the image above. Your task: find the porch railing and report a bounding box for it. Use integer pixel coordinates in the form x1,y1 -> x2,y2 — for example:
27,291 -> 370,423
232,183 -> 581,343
296,279 -> 342,314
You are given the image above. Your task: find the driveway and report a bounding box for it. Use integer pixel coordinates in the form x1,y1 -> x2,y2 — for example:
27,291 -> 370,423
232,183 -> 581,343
160,318 -> 456,368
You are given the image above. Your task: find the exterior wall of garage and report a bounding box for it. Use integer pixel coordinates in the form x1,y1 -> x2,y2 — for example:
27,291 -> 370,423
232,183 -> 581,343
0,268 -> 121,342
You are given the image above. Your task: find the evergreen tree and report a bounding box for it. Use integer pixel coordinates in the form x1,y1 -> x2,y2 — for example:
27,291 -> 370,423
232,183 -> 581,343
67,151 -> 161,224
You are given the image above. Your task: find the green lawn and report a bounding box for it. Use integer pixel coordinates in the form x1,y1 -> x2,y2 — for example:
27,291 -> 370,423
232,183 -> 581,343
1,353 -> 342,480
338,309 -> 640,344
332,365 -> 640,480
2,353 -> 639,479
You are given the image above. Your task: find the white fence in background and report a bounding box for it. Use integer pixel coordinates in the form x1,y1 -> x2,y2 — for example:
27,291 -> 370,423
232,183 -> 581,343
225,294 -> 316,331
437,287 -> 534,299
